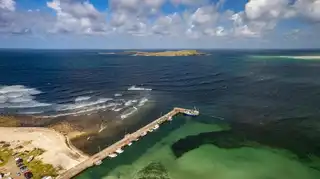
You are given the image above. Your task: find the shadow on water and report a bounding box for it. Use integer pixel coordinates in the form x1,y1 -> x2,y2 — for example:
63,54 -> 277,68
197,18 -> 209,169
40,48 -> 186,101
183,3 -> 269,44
172,115 -> 320,170
76,115 -> 187,179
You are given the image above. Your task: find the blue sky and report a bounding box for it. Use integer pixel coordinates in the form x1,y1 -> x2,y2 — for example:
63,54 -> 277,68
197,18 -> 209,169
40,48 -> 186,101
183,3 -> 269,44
0,0 -> 319,49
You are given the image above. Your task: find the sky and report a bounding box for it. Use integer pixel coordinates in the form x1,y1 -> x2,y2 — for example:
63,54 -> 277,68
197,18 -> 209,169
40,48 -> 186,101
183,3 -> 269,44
0,0 -> 320,49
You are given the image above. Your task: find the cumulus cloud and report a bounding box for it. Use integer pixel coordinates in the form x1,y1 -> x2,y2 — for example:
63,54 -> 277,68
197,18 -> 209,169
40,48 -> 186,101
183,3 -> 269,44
170,0 -> 209,6
0,0 -> 319,47
0,0 -> 15,11
47,0 -> 108,34
294,0 -> 320,22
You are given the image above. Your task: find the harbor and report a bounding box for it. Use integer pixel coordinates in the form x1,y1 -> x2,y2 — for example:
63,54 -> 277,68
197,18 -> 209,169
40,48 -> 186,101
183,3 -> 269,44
57,107 -> 199,179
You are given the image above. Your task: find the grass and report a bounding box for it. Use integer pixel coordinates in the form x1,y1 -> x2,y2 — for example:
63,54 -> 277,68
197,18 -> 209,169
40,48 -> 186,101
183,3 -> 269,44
0,147 -> 13,167
17,148 -> 58,179
25,160 -> 58,179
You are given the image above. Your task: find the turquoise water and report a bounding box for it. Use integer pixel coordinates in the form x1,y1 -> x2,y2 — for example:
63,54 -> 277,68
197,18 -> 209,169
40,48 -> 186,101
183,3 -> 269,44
76,115 -> 320,179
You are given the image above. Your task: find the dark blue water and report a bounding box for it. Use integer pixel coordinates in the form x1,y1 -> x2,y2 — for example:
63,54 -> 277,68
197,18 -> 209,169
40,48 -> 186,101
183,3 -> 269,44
1,49 -> 320,119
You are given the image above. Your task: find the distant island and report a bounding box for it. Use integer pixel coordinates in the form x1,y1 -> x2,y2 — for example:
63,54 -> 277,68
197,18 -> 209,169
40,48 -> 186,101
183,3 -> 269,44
126,50 -> 207,56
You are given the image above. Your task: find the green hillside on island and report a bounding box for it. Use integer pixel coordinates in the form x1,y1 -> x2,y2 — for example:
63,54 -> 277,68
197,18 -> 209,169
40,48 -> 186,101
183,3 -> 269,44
127,50 -> 206,56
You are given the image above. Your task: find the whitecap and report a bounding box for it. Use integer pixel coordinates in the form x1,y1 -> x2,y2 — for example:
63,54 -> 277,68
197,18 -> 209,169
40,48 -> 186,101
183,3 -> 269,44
138,98 -> 148,107
128,85 -> 152,91
120,107 -> 138,119
75,96 -> 91,102
56,98 -> 113,111
124,100 -> 137,106
114,93 -> 122,97
0,85 -> 51,109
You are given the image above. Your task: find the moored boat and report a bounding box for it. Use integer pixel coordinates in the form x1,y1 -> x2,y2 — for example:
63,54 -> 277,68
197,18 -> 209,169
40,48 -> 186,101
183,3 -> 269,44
153,124 -> 159,130
108,153 -> 117,158
94,160 -> 102,165
141,131 -> 147,136
127,142 -> 132,146
115,148 -> 124,154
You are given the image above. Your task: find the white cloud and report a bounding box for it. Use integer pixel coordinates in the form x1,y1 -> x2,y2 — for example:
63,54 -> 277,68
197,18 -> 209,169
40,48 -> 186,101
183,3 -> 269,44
0,0 -> 15,11
47,0 -> 108,34
245,0 -> 291,20
190,6 -> 218,26
294,0 -> 320,22
170,0 -> 209,6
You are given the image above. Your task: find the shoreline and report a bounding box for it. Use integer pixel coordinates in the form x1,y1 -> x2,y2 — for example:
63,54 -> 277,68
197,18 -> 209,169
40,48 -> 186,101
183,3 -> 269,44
0,127 -> 89,173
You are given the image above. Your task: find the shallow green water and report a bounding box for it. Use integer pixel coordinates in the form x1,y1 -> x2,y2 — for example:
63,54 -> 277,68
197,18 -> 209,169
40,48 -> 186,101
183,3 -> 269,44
76,116 -> 320,179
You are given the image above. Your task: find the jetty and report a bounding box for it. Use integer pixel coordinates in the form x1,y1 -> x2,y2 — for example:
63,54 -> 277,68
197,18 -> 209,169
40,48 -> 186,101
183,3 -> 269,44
57,107 -> 199,179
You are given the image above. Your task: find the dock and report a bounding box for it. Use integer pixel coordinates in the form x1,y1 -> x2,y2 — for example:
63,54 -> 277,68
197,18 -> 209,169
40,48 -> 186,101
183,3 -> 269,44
57,107 -> 199,179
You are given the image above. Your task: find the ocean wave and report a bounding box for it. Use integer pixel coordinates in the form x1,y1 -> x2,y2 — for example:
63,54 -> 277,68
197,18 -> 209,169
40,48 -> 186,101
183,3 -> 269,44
128,85 -> 152,91
114,93 -> 122,97
124,100 -> 138,106
0,85 -> 51,109
75,96 -> 91,102
56,98 -> 113,111
1,85 -> 152,118
120,107 -> 138,119
138,98 -> 148,107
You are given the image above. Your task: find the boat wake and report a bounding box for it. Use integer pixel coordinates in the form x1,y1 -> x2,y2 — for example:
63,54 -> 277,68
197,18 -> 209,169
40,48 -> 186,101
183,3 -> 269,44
0,85 -> 152,119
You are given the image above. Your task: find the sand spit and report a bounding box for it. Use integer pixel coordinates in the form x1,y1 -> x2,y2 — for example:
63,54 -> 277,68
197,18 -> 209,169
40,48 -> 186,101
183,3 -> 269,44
278,55 -> 320,60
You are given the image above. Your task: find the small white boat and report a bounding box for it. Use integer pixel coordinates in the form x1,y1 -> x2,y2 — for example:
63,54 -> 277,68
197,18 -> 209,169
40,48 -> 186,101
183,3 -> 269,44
134,138 -> 139,141
168,116 -> 173,121
148,128 -> 153,132
127,142 -> 132,146
94,160 -> 102,165
183,109 -> 199,116
141,131 -> 147,136
108,153 -> 117,158
153,124 -> 159,130
115,148 -> 124,154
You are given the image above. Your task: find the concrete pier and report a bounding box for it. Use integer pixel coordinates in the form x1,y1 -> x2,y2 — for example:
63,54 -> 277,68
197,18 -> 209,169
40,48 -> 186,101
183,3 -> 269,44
57,107 -> 199,179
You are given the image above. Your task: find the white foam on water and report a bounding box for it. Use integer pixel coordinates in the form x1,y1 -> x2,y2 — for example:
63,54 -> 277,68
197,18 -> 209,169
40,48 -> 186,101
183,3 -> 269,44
138,97 -> 148,107
0,85 -> 51,109
128,85 -> 152,91
56,98 -> 113,111
113,108 -> 123,112
124,100 -> 138,106
1,85 -> 153,117
75,96 -> 91,102
120,107 -> 138,119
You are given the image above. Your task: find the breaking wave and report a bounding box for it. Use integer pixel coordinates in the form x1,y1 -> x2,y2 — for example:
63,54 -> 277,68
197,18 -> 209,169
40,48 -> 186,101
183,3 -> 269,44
0,85 -> 51,109
128,85 -> 152,91
0,85 -> 151,119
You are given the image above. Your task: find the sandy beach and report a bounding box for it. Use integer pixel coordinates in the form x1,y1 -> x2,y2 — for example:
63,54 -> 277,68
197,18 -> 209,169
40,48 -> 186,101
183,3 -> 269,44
0,127 -> 89,171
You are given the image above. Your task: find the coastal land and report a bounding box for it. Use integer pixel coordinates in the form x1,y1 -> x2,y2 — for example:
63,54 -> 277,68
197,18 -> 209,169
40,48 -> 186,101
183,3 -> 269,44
0,127 -> 88,179
125,50 -> 207,56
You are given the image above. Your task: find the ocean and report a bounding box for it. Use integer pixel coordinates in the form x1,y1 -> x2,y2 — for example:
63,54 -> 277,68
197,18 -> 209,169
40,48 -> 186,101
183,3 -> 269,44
1,49 -> 320,179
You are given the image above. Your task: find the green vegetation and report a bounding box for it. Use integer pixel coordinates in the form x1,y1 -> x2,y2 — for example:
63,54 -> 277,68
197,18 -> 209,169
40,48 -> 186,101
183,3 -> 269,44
17,148 -> 58,179
134,162 -> 171,179
0,116 -> 21,127
25,160 -> 58,179
132,50 -> 206,57
0,146 -> 13,167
